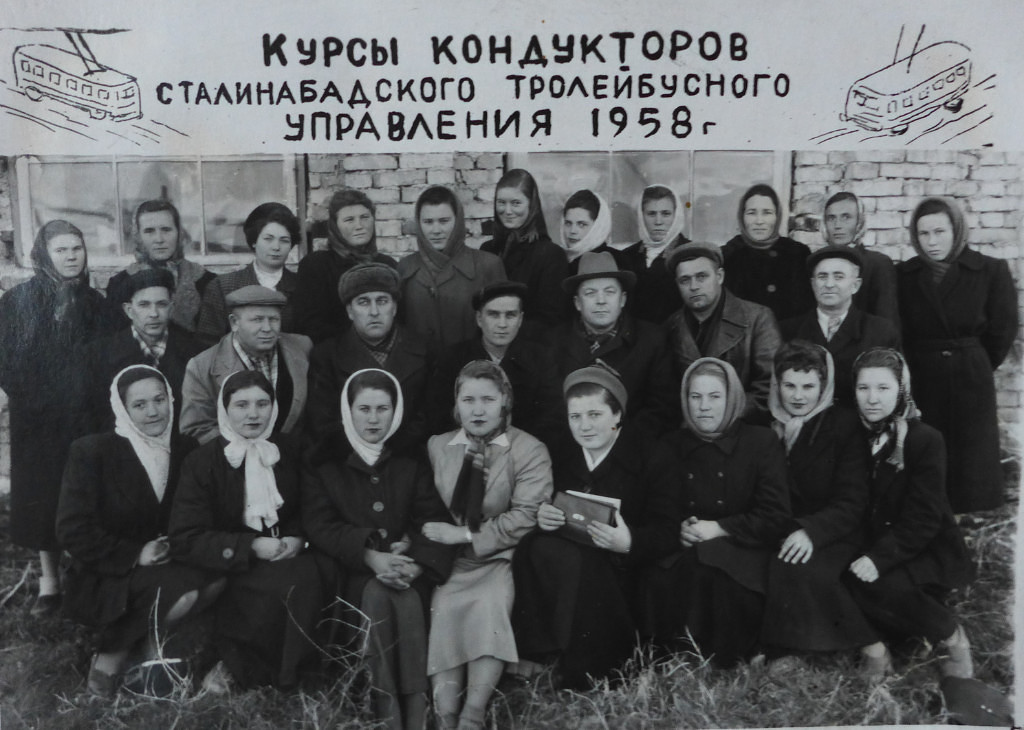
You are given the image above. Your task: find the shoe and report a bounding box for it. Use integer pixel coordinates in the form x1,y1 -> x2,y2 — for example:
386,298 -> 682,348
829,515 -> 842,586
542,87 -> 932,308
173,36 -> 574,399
87,654 -> 120,699
940,625 -> 974,679
201,660 -> 233,695
30,593 -> 61,617
861,645 -> 893,683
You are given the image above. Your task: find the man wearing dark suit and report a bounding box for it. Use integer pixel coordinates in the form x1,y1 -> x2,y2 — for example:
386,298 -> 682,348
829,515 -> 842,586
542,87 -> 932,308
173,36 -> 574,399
781,245 -> 901,405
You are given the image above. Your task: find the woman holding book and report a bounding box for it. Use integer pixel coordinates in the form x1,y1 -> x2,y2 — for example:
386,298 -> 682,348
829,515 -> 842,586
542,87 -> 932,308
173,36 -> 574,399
512,364 -> 678,688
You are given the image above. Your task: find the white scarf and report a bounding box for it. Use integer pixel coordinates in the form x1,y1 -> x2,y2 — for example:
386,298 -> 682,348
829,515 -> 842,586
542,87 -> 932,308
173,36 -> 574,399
769,350 -> 836,453
110,365 -> 174,502
340,368 -> 405,466
217,375 -> 283,532
637,184 -> 686,267
563,192 -> 613,263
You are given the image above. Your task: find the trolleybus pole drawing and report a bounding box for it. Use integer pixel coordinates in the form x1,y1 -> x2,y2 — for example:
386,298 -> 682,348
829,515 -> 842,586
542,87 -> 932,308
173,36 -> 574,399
12,30 -> 141,122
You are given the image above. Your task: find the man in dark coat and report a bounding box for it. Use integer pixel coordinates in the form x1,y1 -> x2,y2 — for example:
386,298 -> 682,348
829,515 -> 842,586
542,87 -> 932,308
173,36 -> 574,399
551,251 -> 676,439
664,243 -> 781,421
780,246 -> 901,406
434,281 -> 562,448
79,269 -> 204,434
306,263 -> 432,452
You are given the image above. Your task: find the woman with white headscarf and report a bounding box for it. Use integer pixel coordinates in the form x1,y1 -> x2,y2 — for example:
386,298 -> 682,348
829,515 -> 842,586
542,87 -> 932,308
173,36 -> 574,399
57,365 -> 217,697
562,189 -> 614,273
303,368 -> 456,730
170,369 -> 322,691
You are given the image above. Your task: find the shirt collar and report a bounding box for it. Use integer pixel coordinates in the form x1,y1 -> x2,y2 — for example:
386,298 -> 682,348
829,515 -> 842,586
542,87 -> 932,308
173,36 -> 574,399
447,429 -> 510,448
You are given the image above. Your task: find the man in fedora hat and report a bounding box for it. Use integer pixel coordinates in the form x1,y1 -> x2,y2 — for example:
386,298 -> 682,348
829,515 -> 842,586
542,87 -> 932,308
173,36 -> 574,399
780,245 -> 900,405
664,242 -> 781,420
552,251 -> 676,439
179,284 -> 312,447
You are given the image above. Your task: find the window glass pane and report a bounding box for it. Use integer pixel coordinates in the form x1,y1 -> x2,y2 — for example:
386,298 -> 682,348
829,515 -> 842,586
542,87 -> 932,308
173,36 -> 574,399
117,160 -> 202,256
201,159 -> 294,254
692,151 -> 776,245
610,151 -> 693,244
27,160 -> 119,257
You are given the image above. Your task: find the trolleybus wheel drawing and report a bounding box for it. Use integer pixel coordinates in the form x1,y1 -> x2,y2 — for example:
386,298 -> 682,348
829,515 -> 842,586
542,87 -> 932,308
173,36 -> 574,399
23,85 -> 43,101
88,107 -> 108,120
890,124 -> 909,136
944,97 -> 964,113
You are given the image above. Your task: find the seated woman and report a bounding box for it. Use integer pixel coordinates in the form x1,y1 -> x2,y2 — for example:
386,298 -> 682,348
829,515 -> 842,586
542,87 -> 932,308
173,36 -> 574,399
512,364 -> 677,688
644,358 -> 790,667
196,202 -> 301,343
422,361 -> 553,730
169,370 -> 322,690
759,341 -> 877,657
562,189 -> 614,275
302,368 -> 456,730
56,365 -> 219,697
848,348 -> 975,680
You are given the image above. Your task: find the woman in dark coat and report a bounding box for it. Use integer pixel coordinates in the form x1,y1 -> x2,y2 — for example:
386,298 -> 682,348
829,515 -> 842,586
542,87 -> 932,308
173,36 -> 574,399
848,348 -> 975,680
0,219 -> 105,615
896,197 -> 1018,513
303,368 -> 455,730
644,357 -> 790,667
169,370 -> 322,690
195,202 -> 301,344
512,365 -> 678,689
481,169 -> 568,332
721,184 -> 814,322
104,200 -> 215,333
57,366 -> 218,697
291,189 -> 398,344
759,341 -> 877,655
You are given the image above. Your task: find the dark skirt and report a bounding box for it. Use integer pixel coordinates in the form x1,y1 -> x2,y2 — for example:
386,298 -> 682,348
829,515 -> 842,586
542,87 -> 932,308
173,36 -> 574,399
512,532 -> 638,688
214,553 -> 323,688
845,566 -> 958,644
760,540 -> 877,652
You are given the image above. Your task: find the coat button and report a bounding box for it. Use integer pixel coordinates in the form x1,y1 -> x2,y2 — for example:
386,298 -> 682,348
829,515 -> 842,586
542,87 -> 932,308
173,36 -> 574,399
766,284 -> 777,293
716,499 -> 724,505
222,547 -> 234,560
717,472 -> 724,478
370,475 -> 381,484
373,501 -> 384,512
688,501 -> 696,508
687,473 -> 694,479
941,350 -> 952,357
768,250 -> 778,258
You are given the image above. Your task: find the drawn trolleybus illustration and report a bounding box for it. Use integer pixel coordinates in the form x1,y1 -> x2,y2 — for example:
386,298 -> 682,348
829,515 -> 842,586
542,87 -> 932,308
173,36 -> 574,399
13,43 -> 141,122
841,41 -> 970,135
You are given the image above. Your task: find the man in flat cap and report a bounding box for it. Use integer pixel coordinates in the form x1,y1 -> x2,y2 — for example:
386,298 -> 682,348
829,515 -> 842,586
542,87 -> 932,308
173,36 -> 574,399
780,245 -> 900,405
78,268 -> 204,434
433,281 -> 562,447
179,284 -> 312,447
306,262 -> 432,451
552,251 -> 676,439
665,242 -> 781,420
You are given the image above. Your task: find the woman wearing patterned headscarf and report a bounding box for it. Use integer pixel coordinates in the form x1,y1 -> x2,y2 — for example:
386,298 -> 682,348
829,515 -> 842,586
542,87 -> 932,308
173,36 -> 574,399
0,219 -> 105,616
848,347 -> 974,680
422,360 -> 552,730
643,357 -> 790,667
896,197 -> 1018,513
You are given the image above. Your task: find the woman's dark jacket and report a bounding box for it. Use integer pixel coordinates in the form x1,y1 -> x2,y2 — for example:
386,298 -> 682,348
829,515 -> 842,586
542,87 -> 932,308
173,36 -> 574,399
481,233 -> 569,330
721,235 -> 814,322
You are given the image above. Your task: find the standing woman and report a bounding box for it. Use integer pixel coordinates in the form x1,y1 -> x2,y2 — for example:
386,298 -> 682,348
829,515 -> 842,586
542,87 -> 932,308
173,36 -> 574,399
105,200 -> 215,333
422,360 -> 553,730
759,341 -> 877,657
169,370 -> 322,690
644,358 -> 790,667
721,184 -> 814,322
57,366 -> 218,696
481,169 -> 569,331
0,220 -> 105,615
196,202 -> 301,343
897,197 -> 1018,513
303,369 -> 455,730
848,348 -> 974,679
562,189 -> 614,275
512,365 -> 678,689
291,189 -> 397,344
398,186 -> 506,350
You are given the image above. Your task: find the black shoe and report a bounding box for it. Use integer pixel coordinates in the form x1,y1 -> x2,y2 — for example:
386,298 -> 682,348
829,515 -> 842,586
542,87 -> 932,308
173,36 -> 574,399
30,593 -> 61,617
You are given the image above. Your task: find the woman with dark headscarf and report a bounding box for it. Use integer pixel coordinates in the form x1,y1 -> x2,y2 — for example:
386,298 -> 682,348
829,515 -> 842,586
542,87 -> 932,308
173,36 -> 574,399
397,186 -> 505,350
512,364 -> 677,689
169,370 -> 322,690
721,184 -> 814,321
0,220 -> 105,615
57,365 -> 219,697
759,341 -> 877,657
421,360 -> 552,730
644,357 -> 790,667
291,188 -> 398,344
105,200 -> 215,333
195,202 -> 301,343
896,197 -> 1018,513
848,348 -> 974,680
303,368 -> 455,730
481,169 -> 568,331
